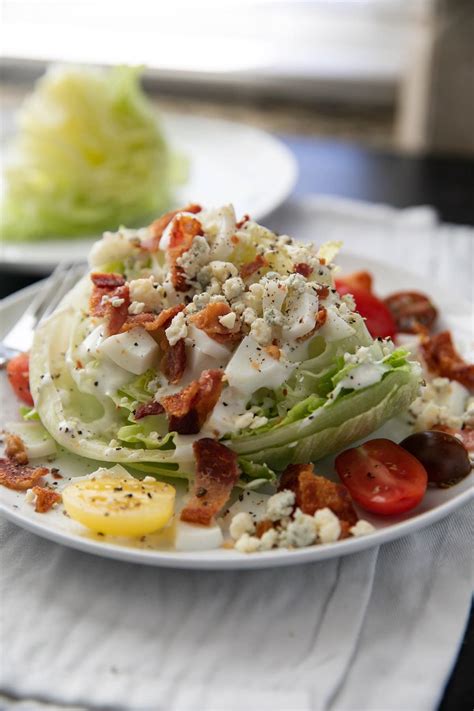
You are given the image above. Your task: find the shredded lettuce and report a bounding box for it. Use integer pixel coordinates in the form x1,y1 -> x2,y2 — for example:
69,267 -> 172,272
117,418 -> 175,450
238,458 -> 276,483
20,406 -> 40,421
1,65 -> 185,242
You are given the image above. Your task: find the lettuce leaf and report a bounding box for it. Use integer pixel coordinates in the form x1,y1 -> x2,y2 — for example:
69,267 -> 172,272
117,417 -> 175,450
231,368 -> 419,466
238,458 -> 276,483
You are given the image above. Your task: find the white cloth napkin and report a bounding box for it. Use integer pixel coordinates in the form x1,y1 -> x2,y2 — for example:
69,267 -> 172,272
1,197 -> 473,711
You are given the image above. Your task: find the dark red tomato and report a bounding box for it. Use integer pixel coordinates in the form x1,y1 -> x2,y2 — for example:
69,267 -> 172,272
335,438 -> 428,515
6,352 -> 34,406
384,291 -> 437,333
335,280 -> 397,339
400,431 -> 471,486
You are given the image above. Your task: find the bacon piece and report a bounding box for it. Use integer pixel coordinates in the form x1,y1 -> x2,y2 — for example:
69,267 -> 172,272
135,304 -> 189,384
160,370 -> 224,434
419,330 -> 474,391
32,486 -> 62,513
134,400 -> 165,420
294,263 -> 313,278
240,254 -> 268,279
278,463 -> 358,526
256,519 -> 274,538
168,214 -> 204,291
89,272 -> 126,318
265,344 -> 281,361
5,433 -> 29,466
119,304 -> 185,333
0,459 -> 48,491
316,285 -> 330,300
180,438 -> 239,525
236,214 -> 250,229
162,338 -> 187,384
91,273 -> 126,289
143,204 -> 202,252
384,291 -> 437,333
296,307 -> 327,343
104,284 -> 131,336
190,302 -> 241,344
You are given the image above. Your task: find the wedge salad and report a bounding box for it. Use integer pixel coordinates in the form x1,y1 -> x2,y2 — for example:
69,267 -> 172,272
1,204 -> 472,555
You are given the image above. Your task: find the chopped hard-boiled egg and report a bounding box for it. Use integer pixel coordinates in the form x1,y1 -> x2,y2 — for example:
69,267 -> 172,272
62,465 -> 175,537
225,335 -> 296,396
174,520 -> 224,551
99,327 -> 159,375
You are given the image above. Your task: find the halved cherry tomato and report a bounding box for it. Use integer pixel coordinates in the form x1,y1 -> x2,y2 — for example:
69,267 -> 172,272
6,352 -> 34,406
335,281 -> 396,340
384,291 -> 437,333
335,438 -> 428,515
335,271 -> 373,293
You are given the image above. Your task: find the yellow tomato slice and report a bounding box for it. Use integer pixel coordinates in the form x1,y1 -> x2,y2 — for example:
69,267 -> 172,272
62,470 -> 175,537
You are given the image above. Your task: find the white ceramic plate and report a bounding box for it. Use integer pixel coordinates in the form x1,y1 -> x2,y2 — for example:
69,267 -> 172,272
0,112 -> 297,272
0,254 -> 472,569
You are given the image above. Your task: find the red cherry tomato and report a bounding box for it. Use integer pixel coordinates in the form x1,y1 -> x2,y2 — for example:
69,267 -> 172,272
335,280 -> 397,339
335,438 -> 428,515
6,352 -> 34,406
335,270 -> 373,293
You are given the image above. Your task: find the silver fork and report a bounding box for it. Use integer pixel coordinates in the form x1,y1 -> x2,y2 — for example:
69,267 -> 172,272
0,262 -> 85,367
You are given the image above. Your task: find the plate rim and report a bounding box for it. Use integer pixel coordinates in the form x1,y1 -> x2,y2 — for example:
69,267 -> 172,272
0,256 -> 472,569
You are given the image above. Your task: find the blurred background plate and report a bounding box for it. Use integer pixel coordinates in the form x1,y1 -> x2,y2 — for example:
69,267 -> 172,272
0,112 -> 297,273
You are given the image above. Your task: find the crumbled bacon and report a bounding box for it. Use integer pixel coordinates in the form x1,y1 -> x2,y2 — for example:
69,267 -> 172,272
236,214 -> 250,229
240,254 -> 268,279
143,204 -> 202,252
384,291 -> 437,333
316,285 -> 330,300
90,272 -> 126,289
4,433 -> 29,466
294,263 -> 313,278
180,438 -> 239,526
168,214 -> 204,291
297,307 -> 327,342
105,284 -> 131,336
160,370 -> 224,434
119,304 -> 185,333
0,459 -> 48,491
162,338 -> 187,384
89,272 -> 126,318
190,302 -> 241,344
134,304 -> 189,384
32,486 -> 62,513
134,400 -> 165,420
255,519 -> 274,538
419,330 -> 474,391
278,463 -> 358,527
265,344 -> 281,360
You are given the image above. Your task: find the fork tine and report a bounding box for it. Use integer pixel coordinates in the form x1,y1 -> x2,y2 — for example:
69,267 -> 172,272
1,262 -> 85,356
39,264 -> 85,323
1,262 -> 74,354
